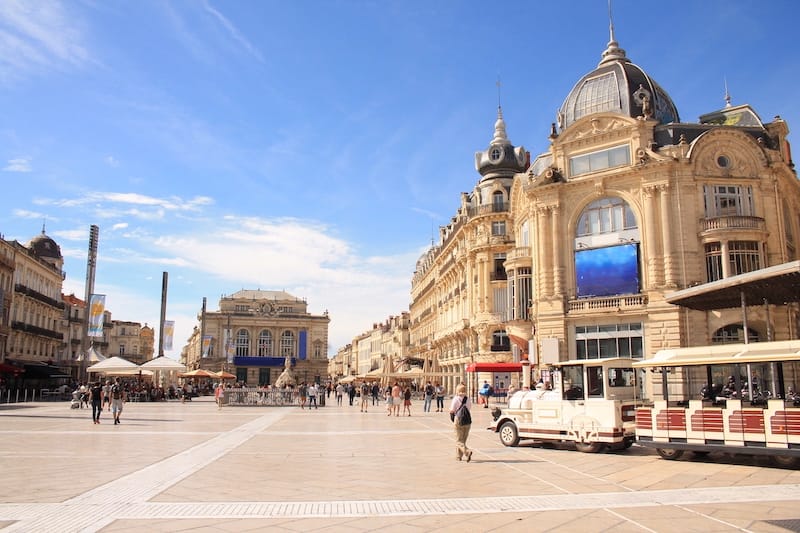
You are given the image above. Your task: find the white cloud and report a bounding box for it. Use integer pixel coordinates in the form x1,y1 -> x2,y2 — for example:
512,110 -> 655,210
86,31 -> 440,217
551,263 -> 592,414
0,0 -> 90,82
202,1 -> 263,63
105,155 -> 119,167
3,157 -> 31,172
12,208 -> 47,219
111,222 -> 128,231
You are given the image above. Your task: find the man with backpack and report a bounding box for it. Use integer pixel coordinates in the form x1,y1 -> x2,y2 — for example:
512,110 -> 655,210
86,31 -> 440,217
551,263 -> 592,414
110,378 -> 126,425
423,381 -> 435,412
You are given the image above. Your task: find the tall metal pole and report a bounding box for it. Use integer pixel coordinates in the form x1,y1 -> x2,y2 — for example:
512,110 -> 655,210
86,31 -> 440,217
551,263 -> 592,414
82,225 -> 99,381
158,272 -> 168,357
199,297 -> 207,364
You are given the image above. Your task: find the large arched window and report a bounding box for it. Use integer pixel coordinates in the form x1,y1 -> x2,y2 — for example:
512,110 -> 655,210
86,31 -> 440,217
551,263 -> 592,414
257,330 -> 273,357
235,329 -> 250,357
711,324 -> 759,344
576,197 -> 637,237
280,330 -> 295,357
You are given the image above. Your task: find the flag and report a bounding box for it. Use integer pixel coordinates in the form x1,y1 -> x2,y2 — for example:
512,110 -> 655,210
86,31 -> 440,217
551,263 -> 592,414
202,335 -> 212,358
163,320 -> 175,351
87,294 -> 106,337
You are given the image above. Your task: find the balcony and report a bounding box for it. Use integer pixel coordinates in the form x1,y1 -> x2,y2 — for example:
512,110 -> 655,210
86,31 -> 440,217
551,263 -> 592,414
14,284 -> 65,310
567,294 -> 649,313
699,216 -> 765,235
11,321 -> 64,341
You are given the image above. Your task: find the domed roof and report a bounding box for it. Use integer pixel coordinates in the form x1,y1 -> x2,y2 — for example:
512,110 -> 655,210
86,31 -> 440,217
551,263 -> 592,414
557,29 -> 679,131
474,107 -> 527,180
27,227 -> 63,261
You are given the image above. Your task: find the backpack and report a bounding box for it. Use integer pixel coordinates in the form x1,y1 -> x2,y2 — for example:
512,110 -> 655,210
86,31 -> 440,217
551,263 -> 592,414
455,397 -> 472,425
111,384 -> 121,399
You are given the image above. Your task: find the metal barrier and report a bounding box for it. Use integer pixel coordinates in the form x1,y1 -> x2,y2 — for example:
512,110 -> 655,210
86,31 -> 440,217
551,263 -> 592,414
222,388 -> 305,407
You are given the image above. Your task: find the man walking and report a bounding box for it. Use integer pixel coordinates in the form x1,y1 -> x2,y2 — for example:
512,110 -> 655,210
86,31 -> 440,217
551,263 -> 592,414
110,378 -> 125,425
423,381 -> 434,413
90,381 -> 104,424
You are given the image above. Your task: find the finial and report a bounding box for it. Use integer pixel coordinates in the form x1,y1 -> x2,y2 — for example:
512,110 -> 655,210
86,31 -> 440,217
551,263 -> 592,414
496,75 -> 502,108
724,77 -> 731,107
599,0 -> 628,65
492,105 -> 509,145
42,219 -> 46,235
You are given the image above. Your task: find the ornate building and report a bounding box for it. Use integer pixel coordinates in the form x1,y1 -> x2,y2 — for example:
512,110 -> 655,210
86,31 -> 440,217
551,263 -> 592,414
406,27 -> 799,397
503,28 -> 799,393
409,107 -> 528,394
183,290 -> 330,385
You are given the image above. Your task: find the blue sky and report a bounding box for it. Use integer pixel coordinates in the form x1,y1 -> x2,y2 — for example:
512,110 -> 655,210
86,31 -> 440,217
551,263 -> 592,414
2,0 -> 799,359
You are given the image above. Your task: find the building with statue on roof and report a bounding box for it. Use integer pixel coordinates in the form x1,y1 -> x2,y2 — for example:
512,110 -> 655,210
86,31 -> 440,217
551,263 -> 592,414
409,24 -> 800,398
182,290 -> 330,386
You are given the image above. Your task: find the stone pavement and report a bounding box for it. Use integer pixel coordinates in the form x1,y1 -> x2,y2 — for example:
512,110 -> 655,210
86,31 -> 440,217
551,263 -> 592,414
1,395 -> 799,532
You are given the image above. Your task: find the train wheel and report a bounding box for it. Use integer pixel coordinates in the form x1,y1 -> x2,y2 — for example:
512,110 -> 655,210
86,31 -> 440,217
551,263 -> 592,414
771,455 -> 800,468
575,441 -> 605,453
656,448 -> 684,460
499,422 -> 520,447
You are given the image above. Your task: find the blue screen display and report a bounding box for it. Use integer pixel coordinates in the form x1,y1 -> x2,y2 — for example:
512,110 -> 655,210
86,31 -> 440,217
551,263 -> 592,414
575,243 -> 640,298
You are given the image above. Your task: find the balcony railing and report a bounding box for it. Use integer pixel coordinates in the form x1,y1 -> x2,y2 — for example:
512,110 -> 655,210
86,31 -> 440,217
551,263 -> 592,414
14,284 -> 65,310
567,294 -> 649,313
699,215 -> 765,233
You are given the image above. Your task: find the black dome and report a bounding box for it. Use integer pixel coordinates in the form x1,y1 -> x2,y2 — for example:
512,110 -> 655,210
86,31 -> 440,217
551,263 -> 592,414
28,230 -> 62,261
558,34 -> 679,131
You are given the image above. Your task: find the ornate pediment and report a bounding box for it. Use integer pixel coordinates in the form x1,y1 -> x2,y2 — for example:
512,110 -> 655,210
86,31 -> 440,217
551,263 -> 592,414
557,115 -> 636,147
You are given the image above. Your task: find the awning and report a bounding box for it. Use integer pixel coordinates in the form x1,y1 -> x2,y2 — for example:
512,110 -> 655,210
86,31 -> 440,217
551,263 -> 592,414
666,260 -> 800,310
0,362 -> 24,375
466,362 -> 522,373
11,361 -> 70,379
633,339 -> 800,368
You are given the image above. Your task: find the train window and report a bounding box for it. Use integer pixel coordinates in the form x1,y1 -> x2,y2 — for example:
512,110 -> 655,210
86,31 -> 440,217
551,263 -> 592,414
587,367 -> 604,397
562,366 -> 585,400
608,367 -> 634,387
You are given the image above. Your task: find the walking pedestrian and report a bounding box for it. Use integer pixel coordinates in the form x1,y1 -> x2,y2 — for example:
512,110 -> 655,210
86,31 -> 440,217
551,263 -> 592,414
403,386 -> 412,416
435,382 -> 445,412
308,382 -> 318,409
90,381 -> 104,424
449,383 -> 473,462
110,378 -> 125,425
391,382 -> 402,416
335,383 -> 344,405
360,381 -> 370,412
423,381 -> 434,412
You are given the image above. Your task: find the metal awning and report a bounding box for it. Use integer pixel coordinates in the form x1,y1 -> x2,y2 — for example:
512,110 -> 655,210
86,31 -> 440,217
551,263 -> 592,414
633,339 -> 800,367
665,260 -> 800,310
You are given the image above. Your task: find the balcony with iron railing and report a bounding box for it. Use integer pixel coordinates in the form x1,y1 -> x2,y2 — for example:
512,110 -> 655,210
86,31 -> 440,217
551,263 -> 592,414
699,215 -> 765,235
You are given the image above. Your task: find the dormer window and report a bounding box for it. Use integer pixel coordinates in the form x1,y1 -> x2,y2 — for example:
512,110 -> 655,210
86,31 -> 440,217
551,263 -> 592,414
490,147 -> 503,161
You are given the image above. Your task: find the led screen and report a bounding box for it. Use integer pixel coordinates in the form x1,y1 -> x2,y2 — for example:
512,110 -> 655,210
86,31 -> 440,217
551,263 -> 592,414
575,243 -> 640,298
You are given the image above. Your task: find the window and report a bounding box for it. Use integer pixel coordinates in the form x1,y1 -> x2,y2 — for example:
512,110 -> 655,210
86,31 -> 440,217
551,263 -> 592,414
562,365 -> 585,400
119,343 -> 125,355
703,185 -> 754,217
587,366 -> 604,398
493,253 -> 507,280
258,368 -> 271,386
728,241 -> 761,275
280,330 -> 295,357
705,242 -> 723,282
257,330 -> 273,357
576,197 -> 637,236
575,323 -> 643,359
234,304 -> 249,312
510,267 -> 532,321
491,221 -> 506,236
491,330 -> 510,352
569,145 -> 630,177
235,329 -> 250,357
712,324 -> 759,344
492,191 -> 505,211
569,72 -> 620,123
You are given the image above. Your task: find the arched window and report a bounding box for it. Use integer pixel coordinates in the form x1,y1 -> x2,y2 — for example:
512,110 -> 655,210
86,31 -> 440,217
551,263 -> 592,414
491,330 -> 510,352
280,330 -> 295,357
576,197 -> 637,237
235,329 -> 250,357
257,330 -> 273,357
492,190 -> 505,211
711,324 -> 760,344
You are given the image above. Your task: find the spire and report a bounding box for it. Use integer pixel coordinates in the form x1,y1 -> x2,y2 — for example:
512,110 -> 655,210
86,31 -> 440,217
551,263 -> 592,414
491,106 -> 509,145
599,0 -> 628,66
724,77 -> 732,107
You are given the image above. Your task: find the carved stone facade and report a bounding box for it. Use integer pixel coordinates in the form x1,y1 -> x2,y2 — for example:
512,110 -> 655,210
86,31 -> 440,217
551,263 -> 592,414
183,290 -> 330,386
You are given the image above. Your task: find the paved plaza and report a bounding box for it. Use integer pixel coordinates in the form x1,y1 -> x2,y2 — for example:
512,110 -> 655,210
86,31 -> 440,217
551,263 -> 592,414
1,395 -> 799,532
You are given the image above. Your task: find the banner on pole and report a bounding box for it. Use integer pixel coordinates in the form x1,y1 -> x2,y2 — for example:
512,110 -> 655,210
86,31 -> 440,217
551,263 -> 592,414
202,335 -> 212,358
87,294 -> 106,337
163,320 -> 175,351
224,328 -> 234,363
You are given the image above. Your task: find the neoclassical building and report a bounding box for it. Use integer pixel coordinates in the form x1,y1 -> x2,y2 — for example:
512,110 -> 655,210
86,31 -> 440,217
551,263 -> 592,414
409,29 -> 800,396
183,290 -> 330,385
409,106 -> 527,394
505,30 -> 799,390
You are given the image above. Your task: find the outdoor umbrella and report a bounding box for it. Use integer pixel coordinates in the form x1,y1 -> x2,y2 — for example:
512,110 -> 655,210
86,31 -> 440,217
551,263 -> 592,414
179,369 -> 216,378
213,370 -> 236,380
87,356 -> 139,375
141,356 -> 186,372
